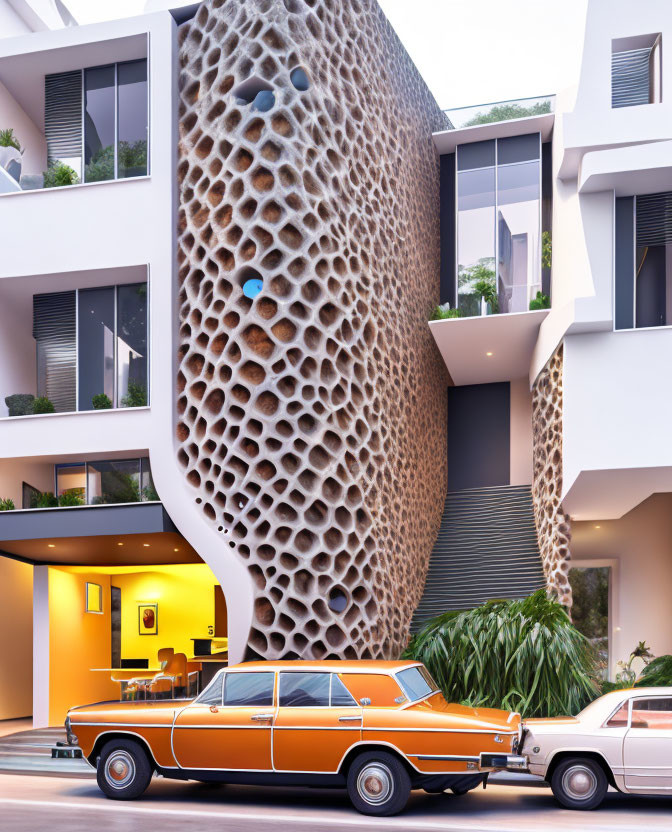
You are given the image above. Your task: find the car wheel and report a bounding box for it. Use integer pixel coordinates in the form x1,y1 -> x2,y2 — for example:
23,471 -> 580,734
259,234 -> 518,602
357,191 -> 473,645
97,738 -> 153,800
550,757 -> 608,810
347,751 -> 411,816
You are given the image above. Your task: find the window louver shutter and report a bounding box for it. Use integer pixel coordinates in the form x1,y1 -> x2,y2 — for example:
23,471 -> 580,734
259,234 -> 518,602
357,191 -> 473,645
636,192 -> 672,247
612,48 -> 651,108
44,70 -> 82,164
33,291 -> 76,413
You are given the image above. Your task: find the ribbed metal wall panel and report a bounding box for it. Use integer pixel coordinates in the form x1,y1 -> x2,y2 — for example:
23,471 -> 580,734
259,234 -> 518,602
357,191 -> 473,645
44,70 -> 82,163
611,48 -> 651,108
636,191 -> 672,247
410,485 -> 546,632
33,291 -> 76,413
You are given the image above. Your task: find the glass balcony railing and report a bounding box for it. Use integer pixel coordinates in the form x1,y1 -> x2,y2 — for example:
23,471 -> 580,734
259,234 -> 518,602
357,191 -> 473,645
444,95 -> 555,130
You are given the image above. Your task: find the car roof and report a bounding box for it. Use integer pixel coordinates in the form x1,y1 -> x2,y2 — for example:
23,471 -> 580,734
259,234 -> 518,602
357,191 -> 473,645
226,660 -> 422,673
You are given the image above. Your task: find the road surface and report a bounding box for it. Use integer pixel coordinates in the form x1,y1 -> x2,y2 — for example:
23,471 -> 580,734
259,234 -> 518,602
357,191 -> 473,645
1,772 -> 671,831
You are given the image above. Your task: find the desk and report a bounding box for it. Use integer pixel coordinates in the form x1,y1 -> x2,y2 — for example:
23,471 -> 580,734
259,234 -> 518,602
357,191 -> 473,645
190,637 -> 228,655
91,668 -> 162,701
188,651 -> 228,687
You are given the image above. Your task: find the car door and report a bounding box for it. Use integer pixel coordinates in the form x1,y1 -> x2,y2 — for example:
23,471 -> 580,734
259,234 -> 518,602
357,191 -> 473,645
272,672 -> 362,772
172,670 -> 275,771
623,696 -> 672,792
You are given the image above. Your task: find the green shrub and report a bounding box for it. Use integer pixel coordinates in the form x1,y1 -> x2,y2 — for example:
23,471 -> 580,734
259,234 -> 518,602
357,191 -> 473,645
31,396 -> 55,414
0,128 -> 21,151
121,380 -> 147,408
404,590 -> 599,717
92,393 -> 113,410
5,393 -> 35,416
462,100 -> 552,127
430,305 -> 463,321
33,491 -> 59,508
529,291 -> 551,311
635,654 -> 672,687
542,230 -> 552,271
43,161 -> 79,188
0,498 -> 15,511
58,491 -> 85,508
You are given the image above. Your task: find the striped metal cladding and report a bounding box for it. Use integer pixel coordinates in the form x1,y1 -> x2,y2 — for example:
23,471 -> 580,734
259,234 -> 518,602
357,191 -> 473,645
611,47 -> 652,109
410,485 -> 546,632
45,70 -> 82,163
33,291 -> 76,413
636,191 -> 672,247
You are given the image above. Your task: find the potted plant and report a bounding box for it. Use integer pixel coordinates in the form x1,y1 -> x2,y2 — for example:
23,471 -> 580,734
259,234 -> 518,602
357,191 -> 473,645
92,393 -> 113,410
31,396 -> 55,414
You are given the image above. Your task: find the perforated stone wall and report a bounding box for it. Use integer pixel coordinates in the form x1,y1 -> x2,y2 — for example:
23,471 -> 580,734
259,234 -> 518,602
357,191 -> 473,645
176,0 -> 449,659
531,345 -> 572,607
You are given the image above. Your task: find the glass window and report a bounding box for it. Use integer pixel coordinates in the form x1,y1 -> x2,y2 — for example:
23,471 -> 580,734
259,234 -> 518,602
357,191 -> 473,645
224,672 -> 274,707
141,459 -> 158,501
279,672 -> 330,707
117,60 -> 148,179
78,287 -> 115,412
56,463 -> 86,505
605,701 -> 629,728
117,283 -> 148,408
195,674 -> 224,706
632,698 -> 672,729
457,166 -> 496,317
330,674 -> 357,707
85,582 -> 103,613
457,139 -> 495,171
87,459 -> 142,504
84,65 -> 115,183
396,666 -> 438,702
497,134 -> 540,165
569,567 -> 610,680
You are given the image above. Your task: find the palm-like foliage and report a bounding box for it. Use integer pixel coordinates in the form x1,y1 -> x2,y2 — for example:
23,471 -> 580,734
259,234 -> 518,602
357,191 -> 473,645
404,591 -> 599,717
636,655 -> 672,687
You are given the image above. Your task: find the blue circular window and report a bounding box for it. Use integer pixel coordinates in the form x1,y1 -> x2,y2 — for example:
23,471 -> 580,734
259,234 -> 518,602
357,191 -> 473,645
290,67 -> 310,92
243,278 -> 263,299
328,588 -> 348,613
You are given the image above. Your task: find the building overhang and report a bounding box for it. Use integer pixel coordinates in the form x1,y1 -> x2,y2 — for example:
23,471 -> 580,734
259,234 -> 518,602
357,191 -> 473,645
563,467 -> 672,521
432,113 -> 554,156
0,503 -> 200,564
579,140 -> 672,195
429,310 -> 549,387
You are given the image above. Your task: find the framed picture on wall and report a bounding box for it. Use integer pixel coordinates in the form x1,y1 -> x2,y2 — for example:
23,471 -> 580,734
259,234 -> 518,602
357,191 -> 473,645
138,603 -> 158,635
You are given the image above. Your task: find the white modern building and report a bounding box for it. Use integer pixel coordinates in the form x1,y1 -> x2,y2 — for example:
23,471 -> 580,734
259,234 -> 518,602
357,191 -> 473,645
0,0 -> 670,731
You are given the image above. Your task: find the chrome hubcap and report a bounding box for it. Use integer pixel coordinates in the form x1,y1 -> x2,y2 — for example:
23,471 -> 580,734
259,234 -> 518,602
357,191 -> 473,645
563,765 -> 597,800
105,750 -> 136,789
357,763 -> 393,805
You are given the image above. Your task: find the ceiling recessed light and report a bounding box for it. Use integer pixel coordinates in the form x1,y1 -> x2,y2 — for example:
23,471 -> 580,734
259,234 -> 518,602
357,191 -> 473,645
117,542 -> 124,546
143,543 -> 150,547
486,351 -> 493,357
47,543 -> 56,548
174,548 -> 179,552
594,525 -> 601,529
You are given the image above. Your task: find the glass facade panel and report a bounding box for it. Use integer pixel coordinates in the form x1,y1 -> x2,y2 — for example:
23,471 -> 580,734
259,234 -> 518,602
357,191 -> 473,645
497,159 -> 541,313
78,287 -> 115,411
55,463 -> 86,504
117,60 -> 148,179
456,133 -> 542,316
457,166 -> 495,317
84,65 -> 115,183
117,283 -> 148,408
141,458 -> 158,501
87,459 -> 142,504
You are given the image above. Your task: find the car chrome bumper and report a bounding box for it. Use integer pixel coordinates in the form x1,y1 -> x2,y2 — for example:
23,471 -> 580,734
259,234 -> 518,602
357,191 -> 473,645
52,743 -> 82,760
479,752 -> 528,771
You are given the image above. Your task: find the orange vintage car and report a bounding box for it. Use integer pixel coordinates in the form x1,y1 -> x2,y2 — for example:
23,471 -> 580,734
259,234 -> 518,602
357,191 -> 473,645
63,660 -> 526,816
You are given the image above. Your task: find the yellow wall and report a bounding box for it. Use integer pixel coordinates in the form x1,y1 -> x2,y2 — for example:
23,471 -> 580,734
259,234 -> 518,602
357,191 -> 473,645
48,568 -> 118,726
0,557 -> 32,720
115,564 -> 219,661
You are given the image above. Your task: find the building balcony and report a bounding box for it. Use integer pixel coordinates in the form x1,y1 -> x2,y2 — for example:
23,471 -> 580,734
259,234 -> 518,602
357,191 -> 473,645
429,308 -> 549,386
444,95 -> 555,131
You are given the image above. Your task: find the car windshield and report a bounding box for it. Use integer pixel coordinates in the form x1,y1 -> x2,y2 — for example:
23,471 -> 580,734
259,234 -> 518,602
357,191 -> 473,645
396,666 -> 439,702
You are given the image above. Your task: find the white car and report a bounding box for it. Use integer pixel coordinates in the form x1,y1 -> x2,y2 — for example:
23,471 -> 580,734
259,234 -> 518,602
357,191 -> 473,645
522,687 -> 672,809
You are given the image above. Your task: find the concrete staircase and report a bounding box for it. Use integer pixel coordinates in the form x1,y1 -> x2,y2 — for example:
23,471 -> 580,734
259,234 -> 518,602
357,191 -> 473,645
411,485 -> 546,632
0,726 -> 93,777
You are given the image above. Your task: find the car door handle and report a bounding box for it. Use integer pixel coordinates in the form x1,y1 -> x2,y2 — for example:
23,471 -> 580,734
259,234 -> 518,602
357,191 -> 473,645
250,713 -> 274,722
339,716 -> 363,722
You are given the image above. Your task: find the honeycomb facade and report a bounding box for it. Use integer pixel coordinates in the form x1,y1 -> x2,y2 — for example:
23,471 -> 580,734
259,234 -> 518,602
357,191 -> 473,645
531,346 -> 572,607
176,0 -> 449,659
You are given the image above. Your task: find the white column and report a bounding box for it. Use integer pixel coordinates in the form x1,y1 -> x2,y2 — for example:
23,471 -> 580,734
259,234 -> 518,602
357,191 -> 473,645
32,565 -> 49,728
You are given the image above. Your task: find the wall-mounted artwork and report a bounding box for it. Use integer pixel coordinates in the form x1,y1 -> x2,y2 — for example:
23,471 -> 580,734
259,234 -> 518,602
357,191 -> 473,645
138,603 -> 158,635
85,582 -> 102,613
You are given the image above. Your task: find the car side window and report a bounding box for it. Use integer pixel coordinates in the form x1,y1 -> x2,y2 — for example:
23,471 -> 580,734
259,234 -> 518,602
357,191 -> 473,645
330,674 -> 358,707
195,673 -> 223,706
631,698 -> 672,729
605,700 -> 629,728
279,672 -> 330,707
223,672 -> 274,707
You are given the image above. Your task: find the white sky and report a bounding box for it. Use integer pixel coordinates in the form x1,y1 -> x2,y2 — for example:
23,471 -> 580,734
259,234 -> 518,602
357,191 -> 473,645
64,0 -> 589,109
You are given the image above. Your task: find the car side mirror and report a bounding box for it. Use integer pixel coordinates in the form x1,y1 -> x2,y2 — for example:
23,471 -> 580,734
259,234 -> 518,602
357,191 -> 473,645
359,697 -> 371,706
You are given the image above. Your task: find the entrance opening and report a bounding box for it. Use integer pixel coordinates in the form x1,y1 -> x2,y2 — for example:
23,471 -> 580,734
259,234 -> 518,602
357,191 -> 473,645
569,566 -> 610,680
